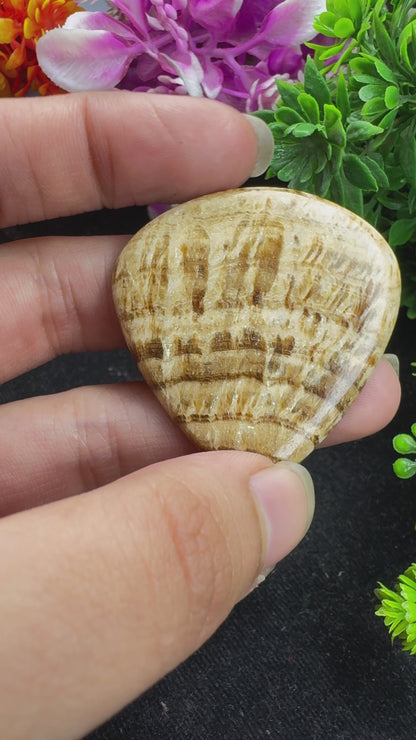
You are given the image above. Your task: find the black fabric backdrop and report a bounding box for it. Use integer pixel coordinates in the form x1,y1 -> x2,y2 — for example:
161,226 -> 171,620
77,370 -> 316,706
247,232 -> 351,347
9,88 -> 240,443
1,204 -> 416,739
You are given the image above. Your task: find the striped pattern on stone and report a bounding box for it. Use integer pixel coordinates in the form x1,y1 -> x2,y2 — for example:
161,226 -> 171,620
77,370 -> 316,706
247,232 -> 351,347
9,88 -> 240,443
112,188 -> 401,463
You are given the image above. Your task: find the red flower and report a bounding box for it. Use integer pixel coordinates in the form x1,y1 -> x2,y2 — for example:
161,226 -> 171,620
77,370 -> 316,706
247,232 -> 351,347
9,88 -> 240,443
0,0 -> 82,96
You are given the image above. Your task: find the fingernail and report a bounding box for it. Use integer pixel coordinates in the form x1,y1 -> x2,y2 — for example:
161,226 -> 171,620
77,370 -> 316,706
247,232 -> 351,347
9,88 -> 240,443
383,353 -> 400,377
243,114 -> 274,177
250,462 -> 315,573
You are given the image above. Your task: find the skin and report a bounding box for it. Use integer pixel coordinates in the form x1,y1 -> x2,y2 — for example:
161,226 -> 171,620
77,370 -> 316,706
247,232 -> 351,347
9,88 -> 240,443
0,91 -> 401,740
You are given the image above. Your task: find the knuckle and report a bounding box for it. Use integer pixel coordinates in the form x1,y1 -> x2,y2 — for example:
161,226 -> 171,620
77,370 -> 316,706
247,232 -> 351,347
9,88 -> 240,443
80,94 -> 114,209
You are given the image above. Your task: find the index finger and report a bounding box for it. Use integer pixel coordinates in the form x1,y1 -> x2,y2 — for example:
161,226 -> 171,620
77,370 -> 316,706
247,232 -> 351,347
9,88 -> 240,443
0,92 -> 260,228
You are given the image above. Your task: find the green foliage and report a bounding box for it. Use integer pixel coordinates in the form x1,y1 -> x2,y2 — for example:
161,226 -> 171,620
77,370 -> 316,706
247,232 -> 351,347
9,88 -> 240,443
261,0 -> 416,318
375,564 -> 416,654
377,368 -> 416,653
393,415 -> 416,478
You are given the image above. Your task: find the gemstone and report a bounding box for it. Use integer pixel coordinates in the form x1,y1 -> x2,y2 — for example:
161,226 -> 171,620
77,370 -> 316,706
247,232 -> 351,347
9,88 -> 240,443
112,188 -> 401,462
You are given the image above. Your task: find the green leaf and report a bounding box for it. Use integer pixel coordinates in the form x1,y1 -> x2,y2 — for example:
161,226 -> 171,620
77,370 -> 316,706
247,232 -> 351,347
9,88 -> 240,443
251,110 -> 275,125
333,0 -> 351,17
361,156 -> 389,189
346,121 -> 384,142
389,218 -> 416,247
378,108 -> 398,133
358,83 -> 387,102
323,104 -> 346,147
353,73 -> 383,85
314,166 -> 332,197
350,56 -> 377,76
393,434 -> 416,455
384,85 -> 400,110
339,172 -> 364,216
361,97 -> 387,119
336,69 -> 351,121
393,458 -> 416,479
298,93 -> 320,125
276,80 -> 301,110
399,20 -> 416,71
373,12 -> 399,68
344,0 -> 362,26
313,40 -> 346,62
289,122 -> 318,138
313,11 -> 339,37
399,130 -> 416,188
334,17 -> 355,38
373,57 -> 398,84
275,107 -> 304,126
304,56 -> 331,109
343,153 -> 378,191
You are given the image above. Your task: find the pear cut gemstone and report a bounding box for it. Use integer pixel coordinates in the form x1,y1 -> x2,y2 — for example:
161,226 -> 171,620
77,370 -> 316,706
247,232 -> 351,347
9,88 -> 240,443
113,188 -> 401,463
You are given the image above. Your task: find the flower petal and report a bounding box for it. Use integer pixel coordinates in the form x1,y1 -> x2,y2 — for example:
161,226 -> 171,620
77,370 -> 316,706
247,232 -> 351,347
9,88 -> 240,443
188,0 -> 243,33
0,18 -> 18,44
258,0 -> 326,46
159,50 -> 204,96
64,11 -> 138,42
37,27 -> 139,91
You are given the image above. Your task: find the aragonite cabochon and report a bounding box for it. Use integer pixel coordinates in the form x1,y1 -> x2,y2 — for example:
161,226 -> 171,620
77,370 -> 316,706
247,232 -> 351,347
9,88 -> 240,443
113,188 -> 401,463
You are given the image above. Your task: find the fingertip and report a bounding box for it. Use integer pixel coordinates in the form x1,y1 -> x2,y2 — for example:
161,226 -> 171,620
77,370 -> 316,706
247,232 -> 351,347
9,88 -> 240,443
249,460 -> 315,572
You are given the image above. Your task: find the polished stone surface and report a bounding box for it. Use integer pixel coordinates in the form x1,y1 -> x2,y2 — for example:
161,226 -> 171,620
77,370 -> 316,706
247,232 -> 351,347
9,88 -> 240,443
113,188 -> 401,462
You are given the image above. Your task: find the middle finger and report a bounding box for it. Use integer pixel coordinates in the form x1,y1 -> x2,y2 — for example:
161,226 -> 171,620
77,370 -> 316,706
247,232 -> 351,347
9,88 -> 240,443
0,234 -> 128,383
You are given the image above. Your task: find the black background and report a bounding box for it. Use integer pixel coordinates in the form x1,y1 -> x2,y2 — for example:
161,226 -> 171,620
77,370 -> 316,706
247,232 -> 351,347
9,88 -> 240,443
1,206 -> 416,740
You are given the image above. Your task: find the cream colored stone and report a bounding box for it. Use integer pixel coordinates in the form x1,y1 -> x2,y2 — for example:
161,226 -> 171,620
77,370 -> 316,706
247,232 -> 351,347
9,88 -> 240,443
113,188 -> 401,462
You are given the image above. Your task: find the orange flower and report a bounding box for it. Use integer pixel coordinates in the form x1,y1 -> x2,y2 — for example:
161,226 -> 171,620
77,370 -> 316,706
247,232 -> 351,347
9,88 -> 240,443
0,0 -> 82,96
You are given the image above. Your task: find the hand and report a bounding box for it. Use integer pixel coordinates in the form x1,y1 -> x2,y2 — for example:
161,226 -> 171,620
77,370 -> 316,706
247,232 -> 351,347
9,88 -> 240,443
0,92 -> 400,740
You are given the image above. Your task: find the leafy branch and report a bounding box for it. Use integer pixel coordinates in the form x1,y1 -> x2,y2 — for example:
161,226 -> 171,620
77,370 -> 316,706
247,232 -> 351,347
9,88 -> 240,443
375,362 -> 416,652
257,0 -> 416,318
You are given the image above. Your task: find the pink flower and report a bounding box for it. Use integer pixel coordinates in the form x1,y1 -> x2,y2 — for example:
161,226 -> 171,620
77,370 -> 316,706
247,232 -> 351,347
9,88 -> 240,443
37,0 -> 325,111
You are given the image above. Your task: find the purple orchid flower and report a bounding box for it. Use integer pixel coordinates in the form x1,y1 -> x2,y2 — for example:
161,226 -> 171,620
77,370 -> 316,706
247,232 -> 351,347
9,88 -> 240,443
37,0 -> 325,111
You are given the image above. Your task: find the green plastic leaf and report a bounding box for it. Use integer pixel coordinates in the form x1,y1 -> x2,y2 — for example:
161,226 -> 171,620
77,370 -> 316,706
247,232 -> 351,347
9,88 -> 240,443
323,105 -> 346,148
350,56 -> 377,76
393,434 -> 416,455
344,0 -> 362,25
251,110 -> 275,125
393,458 -> 416,479
399,130 -> 416,189
373,57 -> 397,84
290,122 -> 318,138
361,157 -> 389,189
332,0 -> 350,16
384,85 -> 400,110
333,17 -> 355,38
343,153 -> 378,191
339,173 -> 364,216
361,97 -> 387,119
389,218 -> 416,247
353,73 -> 383,85
378,109 -> 398,133
346,121 -> 384,142
304,56 -> 331,109
298,93 -> 320,125
313,11 -> 339,37
336,69 -> 350,121
373,12 -> 399,68
276,80 -> 301,110
359,84 -> 387,102
313,40 -> 346,62
275,107 -> 304,126
399,20 -> 416,72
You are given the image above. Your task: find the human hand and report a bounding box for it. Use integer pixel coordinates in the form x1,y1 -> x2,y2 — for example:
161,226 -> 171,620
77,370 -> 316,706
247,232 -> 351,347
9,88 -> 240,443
0,92 -> 401,740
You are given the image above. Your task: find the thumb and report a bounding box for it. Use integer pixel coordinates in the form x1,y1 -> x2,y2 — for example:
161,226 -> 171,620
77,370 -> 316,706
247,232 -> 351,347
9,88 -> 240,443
0,451 -> 314,740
